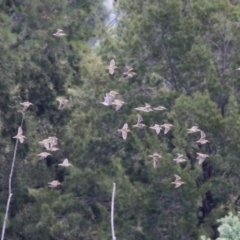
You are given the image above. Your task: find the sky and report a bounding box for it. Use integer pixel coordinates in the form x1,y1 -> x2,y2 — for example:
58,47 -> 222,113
103,0 -> 116,25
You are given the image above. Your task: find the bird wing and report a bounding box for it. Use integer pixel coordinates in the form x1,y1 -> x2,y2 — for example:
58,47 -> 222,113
109,68 -> 114,74
156,128 -> 161,134
126,66 -> 132,71
164,127 -> 170,134
63,158 -> 68,164
134,107 -> 144,111
115,104 -> 123,111
104,93 -> 114,104
109,91 -> 118,96
175,183 -> 181,188
58,100 -> 63,109
200,131 -> 206,139
18,127 -> 23,135
43,142 -> 50,150
145,103 -> 151,108
52,137 -> 58,146
122,131 -> 127,140
153,159 -> 157,169
110,59 -> 115,66
137,114 -> 143,123
174,174 -> 181,180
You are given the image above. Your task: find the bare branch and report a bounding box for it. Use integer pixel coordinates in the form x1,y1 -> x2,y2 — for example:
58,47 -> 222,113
1,117 -> 24,240
111,183 -> 116,240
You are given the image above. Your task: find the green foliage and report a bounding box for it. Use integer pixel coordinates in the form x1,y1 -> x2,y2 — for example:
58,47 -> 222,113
216,212 -> 240,240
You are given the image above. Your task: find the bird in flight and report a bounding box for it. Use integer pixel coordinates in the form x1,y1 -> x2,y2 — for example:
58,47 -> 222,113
153,106 -> 167,111
134,103 -> 153,112
56,98 -> 69,110
118,123 -> 131,140
110,99 -> 125,111
39,136 -> 58,151
148,152 -> 162,161
161,123 -> 173,134
196,153 -> 209,164
171,174 -> 185,188
187,126 -> 201,134
106,59 -> 118,74
20,102 -> 33,111
48,180 -> 62,188
133,114 -> 146,128
53,29 -> 66,37
13,126 -> 26,143
58,158 -> 72,167
38,152 -> 51,160
173,154 -> 187,163
148,153 -> 162,168
123,66 -> 137,78
100,91 -> 118,106
149,124 -> 162,134
196,130 -> 209,145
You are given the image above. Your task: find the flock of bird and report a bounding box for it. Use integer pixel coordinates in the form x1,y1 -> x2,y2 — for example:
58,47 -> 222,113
103,59 -> 210,188
14,101 -> 71,188
12,30 -> 210,189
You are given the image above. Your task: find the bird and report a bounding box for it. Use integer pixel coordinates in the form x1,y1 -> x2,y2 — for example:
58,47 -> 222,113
196,153 -> 209,164
13,126 -> 26,143
173,154 -> 187,163
106,59 -> 118,74
161,123 -> 173,134
148,153 -> 162,169
48,136 -> 58,147
39,139 -> 51,150
20,102 -> 33,111
187,126 -> 201,134
39,137 -> 58,150
236,68 -> 240,70
123,66 -> 137,78
58,158 -> 72,167
38,152 -> 51,160
56,98 -> 69,110
134,103 -> 153,112
100,93 -> 115,106
196,130 -> 209,145
43,141 -> 51,151
118,123 -> 131,140
153,106 -> 167,111
53,29 -> 66,37
124,71 -> 137,78
171,174 -> 185,188
48,180 -> 62,188
149,124 -> 162,134
148,153 -> 162,161
132,114 -> 146,128
110,99 -> 125,111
